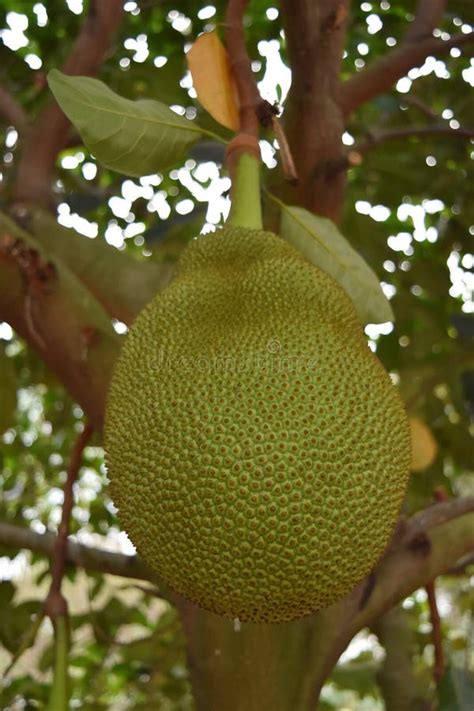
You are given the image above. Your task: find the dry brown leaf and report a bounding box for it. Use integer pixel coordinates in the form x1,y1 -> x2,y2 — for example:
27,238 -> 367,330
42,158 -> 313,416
187,31 -> 239,131
409,417 -> 438,472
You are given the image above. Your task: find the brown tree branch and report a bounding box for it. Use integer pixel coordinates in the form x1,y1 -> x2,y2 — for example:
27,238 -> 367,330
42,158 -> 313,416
355,124 -> 474,153
224,0 -> 260,138
404,0 -> 446,43
304,509 -> 474,707
0,213 -> 119,430
14,0 -> 124,206
341,16 -> 474,119
330,124 -> 474,174
0,521 -> 155,582
45,423 -> 94,619
402,498 -> 474,543
426,580 -> 445,684
0,85 -> 28,132
29,209 -> 173,325
400,94 -> 439,121
447,552 -> 474,575
424,487 -> 448,686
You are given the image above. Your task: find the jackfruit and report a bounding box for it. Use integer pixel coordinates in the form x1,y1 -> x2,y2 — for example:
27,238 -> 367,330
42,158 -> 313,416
105,226 -> 410,623
409,416 -> 437,472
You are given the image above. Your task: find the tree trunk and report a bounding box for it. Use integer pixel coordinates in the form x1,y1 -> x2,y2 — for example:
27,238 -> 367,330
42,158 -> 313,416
178,589 -> 363,711
180,609 -> 312,711
279,0 -> 349,221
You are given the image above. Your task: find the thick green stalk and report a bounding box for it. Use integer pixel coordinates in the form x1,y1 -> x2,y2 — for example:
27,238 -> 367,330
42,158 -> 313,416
47,615 -> 70,711
227,152 -> 263,230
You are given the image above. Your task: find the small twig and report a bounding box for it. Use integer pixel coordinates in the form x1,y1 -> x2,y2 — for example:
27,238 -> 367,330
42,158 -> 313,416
400,95 -> 439,121
272,116 -> 299,183
341,22 -> 474,118
331,124 -> 474,174
426,581 -> 444,684
424,487 -> 448,685
255,100 -> 298,182
224,0 -> 260,137
45,422 -> 94,619
355,125 -> 474,154
403,498 -> 474,546
121,582 -> 165,598
447,552 -> 474,576
43,422 -> 93,711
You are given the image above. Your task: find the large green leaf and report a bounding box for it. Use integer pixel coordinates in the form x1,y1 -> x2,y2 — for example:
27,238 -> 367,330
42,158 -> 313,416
48,69 -> 219,176
279,204 -> 393,325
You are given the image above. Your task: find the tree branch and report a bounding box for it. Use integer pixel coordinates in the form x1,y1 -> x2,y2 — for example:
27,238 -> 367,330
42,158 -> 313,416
400,94 -> 439,121
45,423 -> 94,619
224,0 -> 260,138
14,0 -> 124,206
404,0 -> 446,43
300,502 -> 474,707
340,23 -> 474,119
354,124 -> 474,154
355,512 -> 474,631
0,213 -> 119,429
330,123 -> 474,174
0,85 -> 28,132
29,209 -> 173,325
426,580 -> 445,684
0,521 -> 155,582
402,498 -> 474,543
43,424 -> 93,710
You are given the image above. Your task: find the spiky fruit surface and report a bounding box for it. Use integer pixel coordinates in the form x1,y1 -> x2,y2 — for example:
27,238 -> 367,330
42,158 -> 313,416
105,227 -> 410,623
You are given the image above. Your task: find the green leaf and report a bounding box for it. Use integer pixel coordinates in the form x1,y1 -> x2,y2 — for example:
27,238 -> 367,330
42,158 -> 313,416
47,69 -> 216,176
279,204 -> 394,324
0,580 -> 15,607
331,660 -> 379,698
0,345 -> 16,434
438,665 -> 474,710
0,600 -> 42,653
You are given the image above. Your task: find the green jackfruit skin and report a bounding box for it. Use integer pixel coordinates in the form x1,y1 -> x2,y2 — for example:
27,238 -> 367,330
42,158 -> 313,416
105,226 -> 410,623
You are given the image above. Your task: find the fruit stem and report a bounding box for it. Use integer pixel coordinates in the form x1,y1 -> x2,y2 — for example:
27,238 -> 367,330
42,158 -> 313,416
225,0 -> 260,139
46,614 -> 70,711
226,135 -> 263,230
